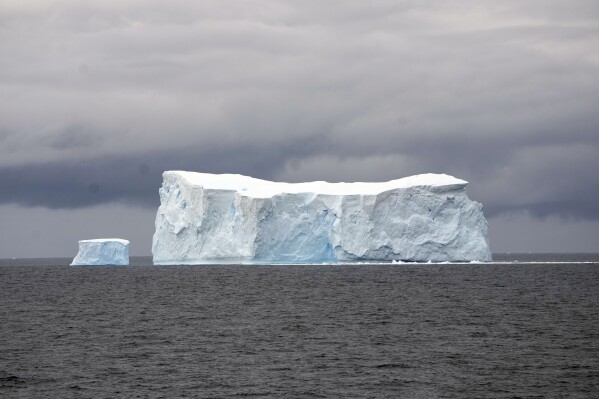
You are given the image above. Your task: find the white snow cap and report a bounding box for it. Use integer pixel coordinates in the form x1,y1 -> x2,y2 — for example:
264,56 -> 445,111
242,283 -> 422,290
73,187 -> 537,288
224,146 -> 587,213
168,171 -> 467,198
78,238 -> 130,244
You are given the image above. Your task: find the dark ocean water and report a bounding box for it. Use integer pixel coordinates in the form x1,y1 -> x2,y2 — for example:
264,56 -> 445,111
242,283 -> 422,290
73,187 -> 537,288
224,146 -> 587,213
1,255 -> 598,398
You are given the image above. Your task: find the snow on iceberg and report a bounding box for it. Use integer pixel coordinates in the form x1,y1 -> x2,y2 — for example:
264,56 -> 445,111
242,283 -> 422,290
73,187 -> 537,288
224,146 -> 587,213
152,171 -> 492,264
71,238 -> 130,266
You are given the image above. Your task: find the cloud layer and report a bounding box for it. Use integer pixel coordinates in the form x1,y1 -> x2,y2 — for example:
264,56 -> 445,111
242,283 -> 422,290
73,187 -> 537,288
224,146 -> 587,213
1,1 -> 599,255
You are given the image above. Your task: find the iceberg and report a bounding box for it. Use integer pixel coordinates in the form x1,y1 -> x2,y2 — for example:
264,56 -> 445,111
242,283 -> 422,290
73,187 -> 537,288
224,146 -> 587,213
152,171 -> 492,264
71,238 -> 130,266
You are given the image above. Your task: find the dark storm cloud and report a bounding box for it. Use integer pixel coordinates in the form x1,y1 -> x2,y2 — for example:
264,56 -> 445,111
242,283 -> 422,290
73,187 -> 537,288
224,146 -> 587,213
43,125 -> 102,150
0,133 -> 333,209
1,131 -> 598,221
1,0 -> 599,224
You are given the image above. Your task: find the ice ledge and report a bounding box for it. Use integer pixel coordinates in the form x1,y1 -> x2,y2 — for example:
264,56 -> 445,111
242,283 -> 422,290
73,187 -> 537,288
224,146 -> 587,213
166,170 -> 468,198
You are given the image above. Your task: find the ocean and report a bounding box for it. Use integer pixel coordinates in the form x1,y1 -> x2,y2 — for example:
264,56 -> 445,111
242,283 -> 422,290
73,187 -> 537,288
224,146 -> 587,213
1,254 -> 598,398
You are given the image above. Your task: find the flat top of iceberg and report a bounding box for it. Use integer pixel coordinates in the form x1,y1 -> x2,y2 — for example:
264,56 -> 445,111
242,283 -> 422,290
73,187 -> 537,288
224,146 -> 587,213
79,238 -> 130,244
167,171 -> 467,198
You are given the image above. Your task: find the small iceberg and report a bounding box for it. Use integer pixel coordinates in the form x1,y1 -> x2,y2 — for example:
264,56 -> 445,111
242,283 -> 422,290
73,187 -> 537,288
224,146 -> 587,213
71,238 -> 130,266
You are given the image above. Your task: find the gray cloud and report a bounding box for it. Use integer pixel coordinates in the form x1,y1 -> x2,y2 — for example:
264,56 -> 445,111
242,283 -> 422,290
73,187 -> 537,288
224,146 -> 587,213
0,203 -> 156,257
1,135 -> 598,222
42,124 -> 102,150
0,132 -> 332,208
1,0 -> 599,253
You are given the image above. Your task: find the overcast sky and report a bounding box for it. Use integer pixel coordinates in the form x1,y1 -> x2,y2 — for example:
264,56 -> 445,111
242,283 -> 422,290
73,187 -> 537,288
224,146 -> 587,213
1,0 -> 598,257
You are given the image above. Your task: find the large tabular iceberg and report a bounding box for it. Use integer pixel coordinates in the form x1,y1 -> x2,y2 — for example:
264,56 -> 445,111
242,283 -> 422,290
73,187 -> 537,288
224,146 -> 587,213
71,238 -> 130,266
152,171 -> 491,264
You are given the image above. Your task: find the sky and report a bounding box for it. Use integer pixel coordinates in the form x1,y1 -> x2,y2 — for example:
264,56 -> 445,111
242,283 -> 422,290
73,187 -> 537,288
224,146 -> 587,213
1,0 -> 598,257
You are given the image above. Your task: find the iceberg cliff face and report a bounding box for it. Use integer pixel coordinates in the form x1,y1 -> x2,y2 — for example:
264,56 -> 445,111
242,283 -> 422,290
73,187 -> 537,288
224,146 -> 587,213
71,239 -> 130,266
152,171 -> 491,264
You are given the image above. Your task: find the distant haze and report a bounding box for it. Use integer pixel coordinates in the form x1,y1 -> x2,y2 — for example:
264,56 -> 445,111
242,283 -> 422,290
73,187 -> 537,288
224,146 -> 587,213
1,1 -> 598,257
